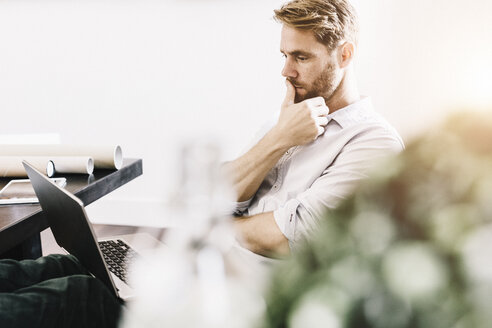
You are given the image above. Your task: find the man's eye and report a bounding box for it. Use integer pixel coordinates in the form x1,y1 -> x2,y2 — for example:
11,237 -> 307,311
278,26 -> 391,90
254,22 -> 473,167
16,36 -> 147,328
281,54 -> 287,59
297,56 -> 308,61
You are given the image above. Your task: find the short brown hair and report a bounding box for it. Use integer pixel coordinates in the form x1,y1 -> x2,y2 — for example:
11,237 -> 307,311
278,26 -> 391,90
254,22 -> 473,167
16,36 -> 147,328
274,0 -> 359,50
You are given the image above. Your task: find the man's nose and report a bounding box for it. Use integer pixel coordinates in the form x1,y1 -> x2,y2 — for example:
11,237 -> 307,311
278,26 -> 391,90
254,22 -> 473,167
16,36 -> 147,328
281,59 -> 298,79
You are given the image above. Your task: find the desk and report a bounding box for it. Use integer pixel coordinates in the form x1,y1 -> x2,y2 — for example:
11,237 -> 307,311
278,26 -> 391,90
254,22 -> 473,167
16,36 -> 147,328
0,158 -> 143,259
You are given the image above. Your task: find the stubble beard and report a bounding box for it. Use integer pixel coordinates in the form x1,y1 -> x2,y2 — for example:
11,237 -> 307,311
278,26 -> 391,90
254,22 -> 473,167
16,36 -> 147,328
293,62 -> 340,104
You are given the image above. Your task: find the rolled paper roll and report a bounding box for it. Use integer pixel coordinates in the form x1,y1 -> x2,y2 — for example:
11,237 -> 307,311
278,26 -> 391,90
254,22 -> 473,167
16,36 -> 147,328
0,145 -> 122,170
0,156 -> 52,177
50,156 -> 94,175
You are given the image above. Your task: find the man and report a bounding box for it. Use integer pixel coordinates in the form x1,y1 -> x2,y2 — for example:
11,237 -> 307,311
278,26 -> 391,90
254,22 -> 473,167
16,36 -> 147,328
228,0 -> 404,257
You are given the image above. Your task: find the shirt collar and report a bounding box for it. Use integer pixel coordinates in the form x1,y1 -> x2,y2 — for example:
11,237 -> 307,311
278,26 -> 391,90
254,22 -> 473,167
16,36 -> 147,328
326,96 -> 374,129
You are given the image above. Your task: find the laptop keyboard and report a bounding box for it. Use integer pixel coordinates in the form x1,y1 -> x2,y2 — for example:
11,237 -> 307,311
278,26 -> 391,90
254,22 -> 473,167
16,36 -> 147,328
98,239 -> 139,284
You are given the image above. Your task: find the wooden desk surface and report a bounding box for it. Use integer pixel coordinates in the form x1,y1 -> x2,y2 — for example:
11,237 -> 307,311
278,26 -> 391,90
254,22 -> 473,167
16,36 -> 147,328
0,158 -> 143,255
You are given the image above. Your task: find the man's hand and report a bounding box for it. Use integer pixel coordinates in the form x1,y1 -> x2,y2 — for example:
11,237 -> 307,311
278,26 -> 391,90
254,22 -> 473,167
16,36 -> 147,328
223,80 -> 329,202
274,80 -> 329,148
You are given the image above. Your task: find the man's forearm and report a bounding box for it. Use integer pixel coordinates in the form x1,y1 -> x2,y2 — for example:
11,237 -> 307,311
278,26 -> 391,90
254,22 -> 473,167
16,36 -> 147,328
234,211 -> 290,257
224,127 -> 291,202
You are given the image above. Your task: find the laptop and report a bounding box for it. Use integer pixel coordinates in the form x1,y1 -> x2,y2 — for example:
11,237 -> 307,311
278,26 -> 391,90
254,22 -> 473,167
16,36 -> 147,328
23,161 -> 164,301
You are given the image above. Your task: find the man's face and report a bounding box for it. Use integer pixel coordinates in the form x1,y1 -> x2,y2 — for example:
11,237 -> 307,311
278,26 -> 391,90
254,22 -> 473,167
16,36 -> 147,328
280,25 -> 341,104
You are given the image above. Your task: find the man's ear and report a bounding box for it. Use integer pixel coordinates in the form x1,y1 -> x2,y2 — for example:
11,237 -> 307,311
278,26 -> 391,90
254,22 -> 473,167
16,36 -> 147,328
338,42 -> 355,68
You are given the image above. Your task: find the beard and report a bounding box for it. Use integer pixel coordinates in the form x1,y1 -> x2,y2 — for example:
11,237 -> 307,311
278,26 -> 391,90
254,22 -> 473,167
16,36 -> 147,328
291,62 -> 341,104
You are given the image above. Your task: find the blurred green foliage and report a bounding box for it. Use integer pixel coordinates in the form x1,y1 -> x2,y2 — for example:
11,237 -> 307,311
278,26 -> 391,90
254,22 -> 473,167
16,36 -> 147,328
263,111 -> 492,328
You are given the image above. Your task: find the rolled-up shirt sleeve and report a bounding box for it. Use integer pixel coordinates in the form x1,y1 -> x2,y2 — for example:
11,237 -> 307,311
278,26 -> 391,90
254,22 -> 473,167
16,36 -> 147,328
273,129 -> 403,249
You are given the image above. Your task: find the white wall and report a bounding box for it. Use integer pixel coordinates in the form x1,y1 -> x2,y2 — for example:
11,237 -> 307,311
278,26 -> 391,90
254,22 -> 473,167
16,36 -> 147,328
355,0 -> 492,137
1,0 -> 491,226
